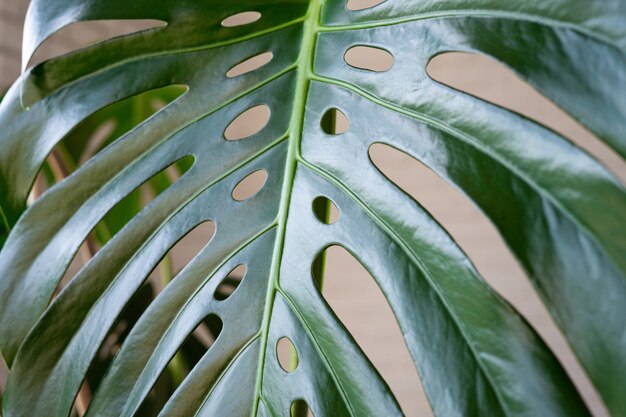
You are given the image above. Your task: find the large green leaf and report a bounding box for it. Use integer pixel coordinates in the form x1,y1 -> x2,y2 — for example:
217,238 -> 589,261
1,0 -> 625,416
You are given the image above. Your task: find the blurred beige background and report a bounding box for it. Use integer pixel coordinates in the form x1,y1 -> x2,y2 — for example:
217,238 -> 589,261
1,0 -> 625,416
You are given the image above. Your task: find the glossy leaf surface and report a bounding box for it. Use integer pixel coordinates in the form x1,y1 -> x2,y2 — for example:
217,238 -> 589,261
0,0 -> 625,416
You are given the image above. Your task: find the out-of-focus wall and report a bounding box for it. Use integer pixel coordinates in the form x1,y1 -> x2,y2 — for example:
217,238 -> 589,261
1,2 -> 624,416
0,0 -> 25,88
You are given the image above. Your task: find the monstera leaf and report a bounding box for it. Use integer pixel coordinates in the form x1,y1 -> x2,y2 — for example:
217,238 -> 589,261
1,0 -> 625,416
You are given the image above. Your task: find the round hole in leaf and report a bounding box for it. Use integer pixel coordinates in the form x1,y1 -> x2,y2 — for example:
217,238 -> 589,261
346,0 -> 388,10
214,264 -> 247,300
224,105 -> 271,141
151,219 -> 216,289
232,169 -> 268,201
221,11 -> 261,27
191,314 -> 223,349
320,108 -> 349,135
226,52 -> 273,78
312,196 -> 340,225
276,337 -> 298,372
291,399 -> 314,416
344,45 -> 394,72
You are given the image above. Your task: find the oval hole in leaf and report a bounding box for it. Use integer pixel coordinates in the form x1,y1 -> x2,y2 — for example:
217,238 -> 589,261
148,220 -> 216,293
28,19 -> 166,69
426,52 -> 626,183
214,264 -> 247,300
344,45 -> 394,72
320,108 -> 349,135
52,155 -> 196,298
368,142 -> 608,416
136,314 -> 223,415
346,0 -> 388,10
194,314 -> 225,349
224,104 -> 271,141
232,169 -> 268,201
276,337 -> 298,373
312,196 -> 340,225
226,52 -> 273,78
179,314 -> 224,373
221,11 -> 262,28
291,399 -> 315,417
312,245 -> 430,416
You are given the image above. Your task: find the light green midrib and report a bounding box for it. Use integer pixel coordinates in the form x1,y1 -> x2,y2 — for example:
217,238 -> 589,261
250,1 -> 361,416
249,0 -> 317,410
